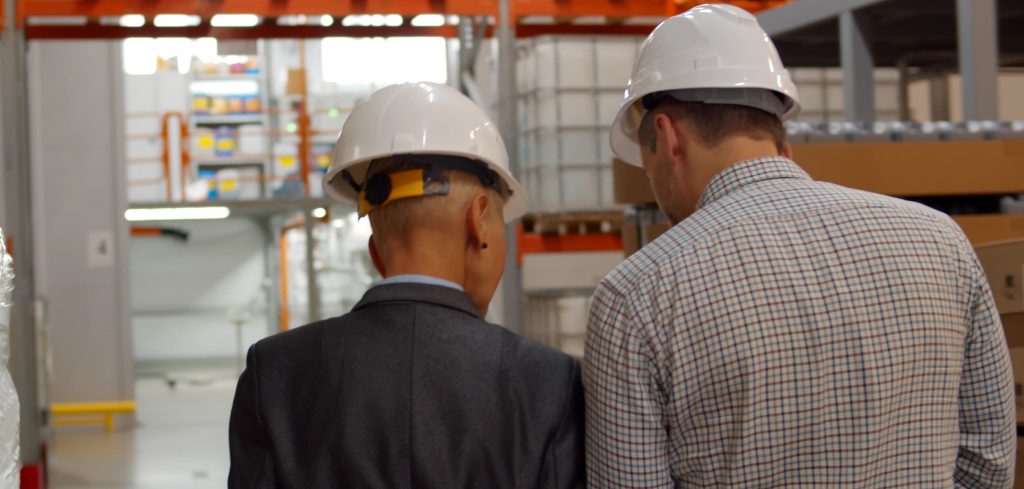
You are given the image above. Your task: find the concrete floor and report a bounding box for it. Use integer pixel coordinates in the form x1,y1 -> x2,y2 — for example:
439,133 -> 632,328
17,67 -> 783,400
49,373 -> 236,489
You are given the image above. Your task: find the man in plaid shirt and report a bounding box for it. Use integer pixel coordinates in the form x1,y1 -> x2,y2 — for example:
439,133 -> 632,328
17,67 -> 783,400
588,4 -> 1016,488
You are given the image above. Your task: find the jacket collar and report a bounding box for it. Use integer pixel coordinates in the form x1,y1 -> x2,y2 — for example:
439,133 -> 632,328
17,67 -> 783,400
696,157 -> 811,211
353,283 -> 483,319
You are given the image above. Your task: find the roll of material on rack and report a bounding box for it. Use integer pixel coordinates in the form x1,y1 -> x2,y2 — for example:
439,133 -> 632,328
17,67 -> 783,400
0,228 -> 20,489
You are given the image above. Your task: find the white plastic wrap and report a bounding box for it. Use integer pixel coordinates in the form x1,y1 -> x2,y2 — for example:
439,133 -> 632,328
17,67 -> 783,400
0,228 -> 19,488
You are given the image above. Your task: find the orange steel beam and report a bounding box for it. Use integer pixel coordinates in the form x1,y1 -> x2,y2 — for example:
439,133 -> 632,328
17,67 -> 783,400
160,112 -> 186,201
514,0 -> 661,17
129,227 -> 162,237
277,214 -> 326,332
297,39 -> 312,198
26,23 -> 462,39
181,122 -> 190,201
279,224 -> 295,332
20,0 -> 674,21
516,226 -> 623,267
666,0 -> 787,16
26,21 -> 662,38
21,0 -> 499,18
159,111 -> 189,201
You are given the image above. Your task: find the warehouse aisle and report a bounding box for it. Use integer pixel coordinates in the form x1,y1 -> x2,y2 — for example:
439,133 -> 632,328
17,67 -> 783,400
48,375 -> 235,489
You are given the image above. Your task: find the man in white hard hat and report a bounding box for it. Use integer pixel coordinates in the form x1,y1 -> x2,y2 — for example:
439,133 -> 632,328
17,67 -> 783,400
586,4 -> 1015,487
229,82 -> 584,488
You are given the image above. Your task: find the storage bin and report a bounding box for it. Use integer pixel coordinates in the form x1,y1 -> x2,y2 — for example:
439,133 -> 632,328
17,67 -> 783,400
521,165 -> 613,211
192,128 -> 216,157
236,125 -> 264,155
517,36 -> 641,91
516,35 -> 642,212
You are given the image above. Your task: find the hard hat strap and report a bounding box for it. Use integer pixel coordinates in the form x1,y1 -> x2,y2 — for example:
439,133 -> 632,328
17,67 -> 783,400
340,169 -> 362,194
356,155 -> 509,217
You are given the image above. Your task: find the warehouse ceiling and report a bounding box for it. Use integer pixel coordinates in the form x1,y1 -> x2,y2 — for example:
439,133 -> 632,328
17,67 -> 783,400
771,0 -> 1024,68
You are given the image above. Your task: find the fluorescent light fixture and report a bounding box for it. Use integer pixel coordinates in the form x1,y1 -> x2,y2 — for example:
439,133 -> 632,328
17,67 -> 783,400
190,80 -> 259,96
342,15 -> 373,26
519,15 -> 555,25
321,15 -> 334,27
26,16 -> 88,25
210,14 -> 260,27
411,14 -> 445,27
312,208 -> 327,218
623,16 -> 666,25
384,14 -> 403,27
572,15 -> 606,25
153,14 -> 201,27
119,15 -> 145,27
125,206 -> 230,221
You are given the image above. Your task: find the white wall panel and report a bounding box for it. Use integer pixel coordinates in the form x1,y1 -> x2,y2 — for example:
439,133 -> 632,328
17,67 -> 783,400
29,40 -> 133,403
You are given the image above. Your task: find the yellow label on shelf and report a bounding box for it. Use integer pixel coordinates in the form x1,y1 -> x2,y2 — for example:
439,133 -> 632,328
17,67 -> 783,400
219,180 -> 238,192
317,154 -> 331,168
197,134 -> 214,150
280,156 -> 296,168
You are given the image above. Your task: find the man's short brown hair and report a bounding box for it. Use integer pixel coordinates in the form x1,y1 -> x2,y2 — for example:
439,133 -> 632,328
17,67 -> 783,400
637,99 -> 786,153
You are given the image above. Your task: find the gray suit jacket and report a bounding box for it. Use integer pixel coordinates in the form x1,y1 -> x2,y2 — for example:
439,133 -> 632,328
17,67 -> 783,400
229,283 -> 585,488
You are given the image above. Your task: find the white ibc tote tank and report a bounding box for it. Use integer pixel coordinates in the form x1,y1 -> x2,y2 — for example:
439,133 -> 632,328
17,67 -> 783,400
0,228 -> 19,488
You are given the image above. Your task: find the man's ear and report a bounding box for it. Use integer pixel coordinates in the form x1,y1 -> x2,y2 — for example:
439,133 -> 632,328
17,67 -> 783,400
465,192 -> 490,250
368,235 -> 386,277
655,113 -> 686,168
781,141 -> 794,159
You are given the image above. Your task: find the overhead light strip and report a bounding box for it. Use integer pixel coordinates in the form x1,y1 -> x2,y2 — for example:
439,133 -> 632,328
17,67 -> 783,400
210,14 -> 261,27
125,207 -> 231,221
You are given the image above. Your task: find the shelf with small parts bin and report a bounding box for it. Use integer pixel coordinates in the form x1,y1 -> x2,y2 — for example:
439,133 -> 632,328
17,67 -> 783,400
186,41 -> 273,202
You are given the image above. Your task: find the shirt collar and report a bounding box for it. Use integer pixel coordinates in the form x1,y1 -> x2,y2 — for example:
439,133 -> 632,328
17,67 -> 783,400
355,282 -> 482,319
696,157 -> 811,211
376,274 -> 464,292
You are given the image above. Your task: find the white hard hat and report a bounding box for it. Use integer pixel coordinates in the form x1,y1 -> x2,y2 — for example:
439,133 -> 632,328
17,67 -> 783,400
324,82 -> 527,222
610,4 -> 801,166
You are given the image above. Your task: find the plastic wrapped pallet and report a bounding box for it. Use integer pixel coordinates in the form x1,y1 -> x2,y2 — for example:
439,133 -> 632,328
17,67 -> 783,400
0,229 -> 19,488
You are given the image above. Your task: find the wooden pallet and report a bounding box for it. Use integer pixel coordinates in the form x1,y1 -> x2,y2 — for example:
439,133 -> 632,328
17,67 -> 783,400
522,210 -> 625,235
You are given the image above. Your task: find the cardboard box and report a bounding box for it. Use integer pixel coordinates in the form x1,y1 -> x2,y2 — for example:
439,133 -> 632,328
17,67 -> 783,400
1009,346 -> 1024,423
613,159 -> 657,205
612,142 -> 1024,205
794,141 -> 1024,197
953,214 -> 1024,246
976,239 -> 1024,317
285,69 -> 307,96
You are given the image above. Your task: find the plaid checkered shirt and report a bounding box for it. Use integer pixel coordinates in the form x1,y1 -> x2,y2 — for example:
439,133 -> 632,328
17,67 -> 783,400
584,157 -> 1016,488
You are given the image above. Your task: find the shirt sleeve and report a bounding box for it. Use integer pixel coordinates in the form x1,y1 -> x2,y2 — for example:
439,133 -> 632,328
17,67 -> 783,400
955,260 -> 1016,489
584,283 -> 673,488
228,345 -> 277,489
